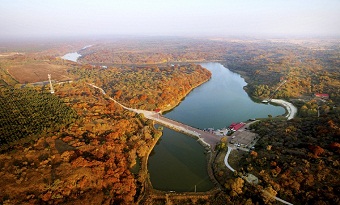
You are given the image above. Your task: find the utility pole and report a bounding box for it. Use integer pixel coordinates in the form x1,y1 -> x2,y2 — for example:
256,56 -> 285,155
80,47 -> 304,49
48,74 -> 54,94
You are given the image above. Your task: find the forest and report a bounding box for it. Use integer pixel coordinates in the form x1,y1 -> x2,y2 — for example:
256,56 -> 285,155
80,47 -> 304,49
0,87 -> 77,149
77,38 -> 225,65
68,64 -> 211,111
0,55 -> 211,204
236,113 -> 340,204
75,38 -> 339,204
74,37 -> 340,105
0,37 -> 339,204
211,111 -> 340,204
223,41 -> 340,104
0,81 -> 161,204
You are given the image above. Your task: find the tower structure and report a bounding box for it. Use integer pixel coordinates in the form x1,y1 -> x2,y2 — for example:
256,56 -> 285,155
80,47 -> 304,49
48,74 -> 55,94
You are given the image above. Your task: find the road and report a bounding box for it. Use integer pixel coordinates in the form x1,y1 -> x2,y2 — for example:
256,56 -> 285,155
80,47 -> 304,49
88,83 -> 221,149
224,146 -> 235,172
125,110 -> 220,149
224,145 -> 293,205
145,113 -> 221,149
89,83 -> 294,204
271,99 -> 297,120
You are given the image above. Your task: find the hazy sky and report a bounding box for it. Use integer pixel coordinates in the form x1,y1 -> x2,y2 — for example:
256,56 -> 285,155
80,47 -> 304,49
1,0 -> 340,39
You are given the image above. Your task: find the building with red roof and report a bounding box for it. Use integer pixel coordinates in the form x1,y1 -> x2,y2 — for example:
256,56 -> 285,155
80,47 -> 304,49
315,93 -> 329,99
229,122 -> 245,131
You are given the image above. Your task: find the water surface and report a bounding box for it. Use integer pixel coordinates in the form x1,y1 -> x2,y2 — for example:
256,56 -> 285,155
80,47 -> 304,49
148,127 -> 213,192
165,62 -> 285,129
61,52 -> 81,62
61,45 -> 92,62
148,63 -> 284,191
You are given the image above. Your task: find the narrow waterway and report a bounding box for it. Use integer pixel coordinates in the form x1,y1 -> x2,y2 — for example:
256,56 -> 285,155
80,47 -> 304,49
148,62 -> 285,192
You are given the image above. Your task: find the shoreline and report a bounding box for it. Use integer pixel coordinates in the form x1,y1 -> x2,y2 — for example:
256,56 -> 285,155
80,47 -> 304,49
137,75 -> 214,202
137,122 -> 219,203
161,74 -> 211,113
221,63 -> 298,121
270,99 -> 297,120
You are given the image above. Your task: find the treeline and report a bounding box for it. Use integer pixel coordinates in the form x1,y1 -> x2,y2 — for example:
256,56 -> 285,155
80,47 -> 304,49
68,64 -> 211,110
0,87 -> 77,148
78,38 -> 225,65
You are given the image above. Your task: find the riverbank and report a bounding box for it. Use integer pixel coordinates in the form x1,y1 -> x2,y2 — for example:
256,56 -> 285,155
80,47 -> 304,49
270,99 -> 297,120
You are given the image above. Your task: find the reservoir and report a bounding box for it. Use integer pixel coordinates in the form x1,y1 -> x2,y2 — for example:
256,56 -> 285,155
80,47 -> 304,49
148,62 -> 285,191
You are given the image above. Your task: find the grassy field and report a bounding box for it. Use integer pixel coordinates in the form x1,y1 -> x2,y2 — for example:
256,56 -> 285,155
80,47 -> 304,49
7,60 -> 70,83
0,53 -> 73,84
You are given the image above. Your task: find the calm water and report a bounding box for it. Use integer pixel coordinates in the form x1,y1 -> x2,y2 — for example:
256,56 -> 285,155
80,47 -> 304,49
61,45 -> 92,62
165,62 -> 285,129
61,52 -> 81,62
148,62 -> 284,191
148,127 -> 212,192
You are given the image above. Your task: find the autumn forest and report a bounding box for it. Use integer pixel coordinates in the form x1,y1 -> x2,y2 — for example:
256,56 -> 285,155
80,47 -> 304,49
0,37 -> 339,204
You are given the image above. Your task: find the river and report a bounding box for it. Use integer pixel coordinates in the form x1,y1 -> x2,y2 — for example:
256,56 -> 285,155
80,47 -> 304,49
148,62 -> 285,192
